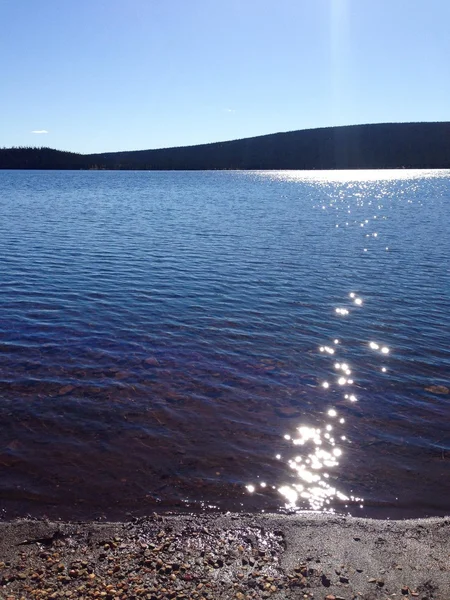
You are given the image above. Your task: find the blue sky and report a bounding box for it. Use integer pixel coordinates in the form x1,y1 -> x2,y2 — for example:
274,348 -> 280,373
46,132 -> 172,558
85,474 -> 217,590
1,0 -> 449,153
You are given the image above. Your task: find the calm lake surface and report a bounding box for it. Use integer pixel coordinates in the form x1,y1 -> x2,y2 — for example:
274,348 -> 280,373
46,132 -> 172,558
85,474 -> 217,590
0,169 -> 449,520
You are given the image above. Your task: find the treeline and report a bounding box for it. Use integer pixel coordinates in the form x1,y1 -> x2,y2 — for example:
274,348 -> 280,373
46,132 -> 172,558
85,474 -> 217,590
0,146 -> 86,169
2,122 -> 450,170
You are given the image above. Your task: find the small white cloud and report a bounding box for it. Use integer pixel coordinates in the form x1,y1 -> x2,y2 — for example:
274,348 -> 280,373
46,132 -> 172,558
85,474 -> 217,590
224,108 -> 235,113
31,130 -> 49,134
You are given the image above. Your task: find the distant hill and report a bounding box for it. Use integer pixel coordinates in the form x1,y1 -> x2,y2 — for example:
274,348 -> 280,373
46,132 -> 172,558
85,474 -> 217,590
1,122 -> 450,170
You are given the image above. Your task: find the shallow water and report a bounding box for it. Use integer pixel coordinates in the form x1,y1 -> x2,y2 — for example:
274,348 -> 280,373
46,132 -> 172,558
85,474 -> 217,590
0,169 -> 449,520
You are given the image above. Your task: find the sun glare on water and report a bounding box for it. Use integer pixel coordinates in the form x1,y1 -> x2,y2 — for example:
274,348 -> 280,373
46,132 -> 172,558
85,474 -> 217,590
255,169 -> 448,183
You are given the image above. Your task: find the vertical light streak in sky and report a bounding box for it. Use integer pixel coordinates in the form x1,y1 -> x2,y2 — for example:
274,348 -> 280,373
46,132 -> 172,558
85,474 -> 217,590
329,0 -> 351,125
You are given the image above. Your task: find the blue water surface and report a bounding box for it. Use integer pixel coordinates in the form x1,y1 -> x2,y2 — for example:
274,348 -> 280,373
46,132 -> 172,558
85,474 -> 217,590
0,169 -> 449,519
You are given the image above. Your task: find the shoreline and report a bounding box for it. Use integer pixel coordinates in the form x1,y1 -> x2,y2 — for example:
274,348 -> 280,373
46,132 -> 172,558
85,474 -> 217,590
1,513 -> 448,599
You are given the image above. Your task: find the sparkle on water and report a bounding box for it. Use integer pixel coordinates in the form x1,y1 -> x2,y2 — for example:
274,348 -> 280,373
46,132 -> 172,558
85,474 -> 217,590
250,286 -> 380,513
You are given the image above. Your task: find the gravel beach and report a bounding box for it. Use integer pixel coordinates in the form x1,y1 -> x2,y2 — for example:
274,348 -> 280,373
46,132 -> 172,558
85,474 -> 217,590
0,514 -> 448,600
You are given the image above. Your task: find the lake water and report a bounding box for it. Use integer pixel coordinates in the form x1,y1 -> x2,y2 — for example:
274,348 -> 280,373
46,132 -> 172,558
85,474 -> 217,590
0,169 -> 449,520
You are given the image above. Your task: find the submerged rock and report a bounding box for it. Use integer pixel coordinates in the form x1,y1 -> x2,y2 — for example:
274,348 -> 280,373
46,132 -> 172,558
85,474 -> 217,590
425,385 -> 449,394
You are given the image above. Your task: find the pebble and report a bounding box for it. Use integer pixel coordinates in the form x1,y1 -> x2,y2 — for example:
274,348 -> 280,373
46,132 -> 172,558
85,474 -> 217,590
58,385 -> 75,395
144,357 -> 159,366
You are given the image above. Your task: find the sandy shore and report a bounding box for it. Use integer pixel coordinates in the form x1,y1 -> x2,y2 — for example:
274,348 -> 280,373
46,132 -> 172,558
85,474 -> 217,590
0,513 -> 448,600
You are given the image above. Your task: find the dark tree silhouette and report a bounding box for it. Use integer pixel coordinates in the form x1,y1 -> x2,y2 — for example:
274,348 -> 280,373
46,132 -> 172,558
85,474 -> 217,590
1,123 -> 450,170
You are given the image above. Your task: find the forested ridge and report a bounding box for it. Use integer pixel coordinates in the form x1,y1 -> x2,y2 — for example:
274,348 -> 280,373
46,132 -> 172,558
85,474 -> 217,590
1,122 -> 450,170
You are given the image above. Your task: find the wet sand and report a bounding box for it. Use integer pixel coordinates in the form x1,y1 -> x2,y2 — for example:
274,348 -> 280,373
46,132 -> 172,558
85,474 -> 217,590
0,513 -> 448,599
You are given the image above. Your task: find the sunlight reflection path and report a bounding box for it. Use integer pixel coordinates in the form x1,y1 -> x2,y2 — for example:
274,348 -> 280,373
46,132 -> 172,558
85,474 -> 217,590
243,170 -> 405,513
